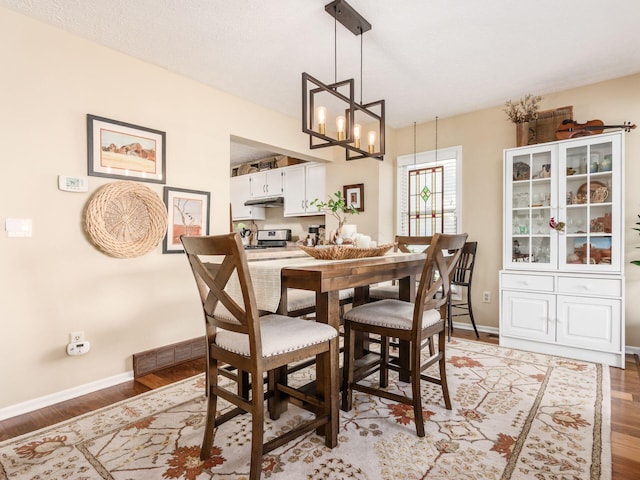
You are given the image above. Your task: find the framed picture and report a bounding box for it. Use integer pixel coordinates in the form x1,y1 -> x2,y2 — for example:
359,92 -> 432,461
87,114 -> 166,184
163,187 -> 210,253
343,183 -> 364,212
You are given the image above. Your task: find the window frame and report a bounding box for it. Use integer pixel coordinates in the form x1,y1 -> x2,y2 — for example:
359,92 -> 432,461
396,145 -> 463,236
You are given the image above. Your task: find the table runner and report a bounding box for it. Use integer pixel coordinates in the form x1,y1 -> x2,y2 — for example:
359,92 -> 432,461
225,251 -> 413,313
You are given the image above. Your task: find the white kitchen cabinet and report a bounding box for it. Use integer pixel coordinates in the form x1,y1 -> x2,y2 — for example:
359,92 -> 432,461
250,169 -> 284,198
500,132 -> 625,367
230,175 -> 265,221
283,163 -> 326,217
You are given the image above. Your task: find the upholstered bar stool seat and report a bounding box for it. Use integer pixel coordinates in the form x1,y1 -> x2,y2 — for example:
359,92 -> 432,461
216,314 -> 337,357
287,288 -> 354,315
343,299 -> 441,330
368,281 -> 400,300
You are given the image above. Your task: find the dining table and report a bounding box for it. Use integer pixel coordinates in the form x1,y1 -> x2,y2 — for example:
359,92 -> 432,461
231,250 -> 427,386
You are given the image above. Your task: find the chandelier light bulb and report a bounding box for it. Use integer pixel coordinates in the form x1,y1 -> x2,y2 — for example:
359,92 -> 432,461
368,130 -> 376,153
336,115 -> 346,140
353,123 -> 362,149
316,106 -> 327,135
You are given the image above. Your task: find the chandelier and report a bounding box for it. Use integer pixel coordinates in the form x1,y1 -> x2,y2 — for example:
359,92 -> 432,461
302,0 -> 385,161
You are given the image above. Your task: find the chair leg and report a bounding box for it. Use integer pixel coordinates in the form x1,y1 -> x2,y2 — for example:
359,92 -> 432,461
467,287 -> 479,338
447,296 -> 453,342
380,335 -> 389,388
200,360 -> 218,460
438,331 -> 452,410
324,338 -> 339,448
412,340 -> 425,437
267,365 -> 287,420
239,370 -> 251,399
249,382 -> 265,480
341,322 -> 355,412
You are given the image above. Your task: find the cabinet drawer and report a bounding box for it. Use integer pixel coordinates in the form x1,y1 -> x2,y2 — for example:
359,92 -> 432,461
501,273 -> 554,292
557,276 -> 621,297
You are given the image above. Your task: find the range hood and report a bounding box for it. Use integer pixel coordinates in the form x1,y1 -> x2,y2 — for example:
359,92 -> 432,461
244,196 -> 284,207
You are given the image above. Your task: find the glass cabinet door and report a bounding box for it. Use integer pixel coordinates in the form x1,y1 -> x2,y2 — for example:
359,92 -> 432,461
505,146 -> 557,269
559,134 -> 621,272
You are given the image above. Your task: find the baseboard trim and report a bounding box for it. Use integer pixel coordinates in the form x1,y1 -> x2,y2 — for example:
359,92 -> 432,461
626,345 -> 640,356
452,322 -> 499,336
0,371 -> 133,421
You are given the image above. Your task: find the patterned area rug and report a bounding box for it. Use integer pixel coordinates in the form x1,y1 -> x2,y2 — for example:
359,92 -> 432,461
0,339 -> 610,479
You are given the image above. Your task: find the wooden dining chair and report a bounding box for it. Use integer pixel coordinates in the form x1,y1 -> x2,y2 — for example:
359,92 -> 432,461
181,233 -> 339,480
368,235 -> 432,301
447,241 -> 479,339
341,232 -> 468,437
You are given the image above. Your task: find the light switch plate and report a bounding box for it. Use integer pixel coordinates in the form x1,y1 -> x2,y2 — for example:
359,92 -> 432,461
58,175 -> 89,192
5,218 -> 32,237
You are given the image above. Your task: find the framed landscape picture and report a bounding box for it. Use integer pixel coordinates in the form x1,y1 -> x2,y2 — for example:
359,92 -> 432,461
163,187 -> 210,253
343,183 -> 364,212
87,114 -> 166,184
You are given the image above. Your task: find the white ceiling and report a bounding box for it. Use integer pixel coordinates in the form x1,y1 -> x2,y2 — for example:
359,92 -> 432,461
3,0 -> 640,158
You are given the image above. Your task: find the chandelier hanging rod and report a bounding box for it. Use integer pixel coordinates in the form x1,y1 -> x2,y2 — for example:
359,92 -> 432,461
324,0 -> 371,36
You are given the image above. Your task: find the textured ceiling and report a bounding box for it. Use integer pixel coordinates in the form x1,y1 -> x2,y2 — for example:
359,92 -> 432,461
3,0 -> 640,151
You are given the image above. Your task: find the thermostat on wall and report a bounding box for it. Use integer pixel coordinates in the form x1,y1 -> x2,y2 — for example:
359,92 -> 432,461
58,175 -> 89,192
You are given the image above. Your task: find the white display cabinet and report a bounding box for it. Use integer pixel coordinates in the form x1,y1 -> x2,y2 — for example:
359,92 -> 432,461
500,132 -> 625,367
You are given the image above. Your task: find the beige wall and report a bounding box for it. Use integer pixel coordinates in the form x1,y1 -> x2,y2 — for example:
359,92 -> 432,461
0,8 -> 339,410
394,74 -> 640,347
1,6 -> 639,413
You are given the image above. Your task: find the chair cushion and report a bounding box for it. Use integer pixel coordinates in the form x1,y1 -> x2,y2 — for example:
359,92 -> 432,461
287,288 -> 355,312
369,281 -> 399,300
215,314 -> 338,358
344,299 -> 441,330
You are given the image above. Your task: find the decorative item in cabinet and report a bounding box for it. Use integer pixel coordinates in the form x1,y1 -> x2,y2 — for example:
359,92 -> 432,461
569,237 -> 612,265
577,181 -> 609,203
512,162 -> 530,181
590,213 -> 612,233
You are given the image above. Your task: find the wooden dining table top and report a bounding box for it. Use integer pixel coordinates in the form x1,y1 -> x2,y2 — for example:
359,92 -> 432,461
279,251 -> 426,293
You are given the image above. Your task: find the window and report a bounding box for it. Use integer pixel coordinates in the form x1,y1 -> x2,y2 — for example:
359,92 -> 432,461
397,146 -> 461,236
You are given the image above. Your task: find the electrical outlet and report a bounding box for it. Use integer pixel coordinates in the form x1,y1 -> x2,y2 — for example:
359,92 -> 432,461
69,331 -> 84,343
482,291 -> 491,303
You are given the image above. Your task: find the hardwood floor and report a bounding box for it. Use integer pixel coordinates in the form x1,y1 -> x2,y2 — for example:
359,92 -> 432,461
1,330 -> 639,479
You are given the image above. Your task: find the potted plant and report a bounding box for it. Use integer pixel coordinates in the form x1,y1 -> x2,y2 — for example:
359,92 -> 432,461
234,222 -> 251,245
311,191 -> 359,244
504,94 -> 542,146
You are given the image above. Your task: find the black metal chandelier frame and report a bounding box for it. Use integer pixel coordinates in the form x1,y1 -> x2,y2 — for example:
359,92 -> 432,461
301,0 -> 385,161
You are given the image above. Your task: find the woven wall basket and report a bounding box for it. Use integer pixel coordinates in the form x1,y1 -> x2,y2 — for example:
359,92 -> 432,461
85,181 -> 168,258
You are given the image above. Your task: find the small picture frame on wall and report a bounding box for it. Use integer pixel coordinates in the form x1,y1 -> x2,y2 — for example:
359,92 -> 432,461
343,183 -> 364,212
163,187 -> 210,253
87,114 -> 166,184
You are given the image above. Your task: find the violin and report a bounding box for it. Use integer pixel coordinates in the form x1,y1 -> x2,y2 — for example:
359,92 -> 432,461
556,119 -> 636,139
